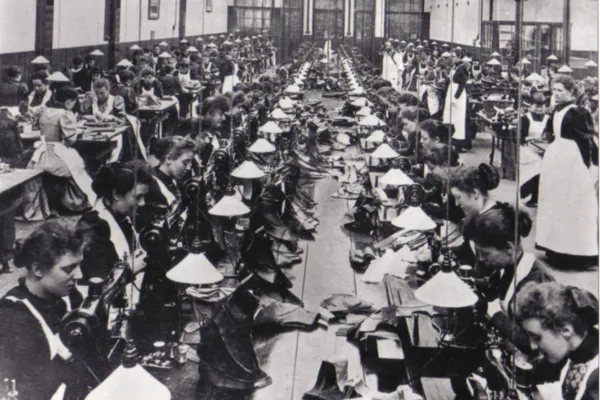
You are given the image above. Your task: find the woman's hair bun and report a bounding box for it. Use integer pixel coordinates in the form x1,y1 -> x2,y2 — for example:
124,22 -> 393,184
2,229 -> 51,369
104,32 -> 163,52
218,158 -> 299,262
12,238 -> 29,268
518,209 -> 533,238
477,163 -> 500,191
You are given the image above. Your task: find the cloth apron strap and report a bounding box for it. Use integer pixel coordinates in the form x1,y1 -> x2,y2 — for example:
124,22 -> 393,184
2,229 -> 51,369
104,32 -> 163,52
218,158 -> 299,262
5,296 -> 73,361
93,199 -> 131,258
124,115 -> 148,161
92,95 -> 115,121
154,176 -> 177,206
501,252 -> 536,313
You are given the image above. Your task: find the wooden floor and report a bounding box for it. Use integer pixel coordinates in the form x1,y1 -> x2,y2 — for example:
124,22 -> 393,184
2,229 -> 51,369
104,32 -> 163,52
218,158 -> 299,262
251,92 -> 387,400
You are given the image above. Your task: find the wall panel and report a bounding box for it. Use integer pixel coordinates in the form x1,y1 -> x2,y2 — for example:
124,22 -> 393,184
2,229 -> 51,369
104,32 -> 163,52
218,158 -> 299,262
53,0 -> 107,49
0,0 -> 37,54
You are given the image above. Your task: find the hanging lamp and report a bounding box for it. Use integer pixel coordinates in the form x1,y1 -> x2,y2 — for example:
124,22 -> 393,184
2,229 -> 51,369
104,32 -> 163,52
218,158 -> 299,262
371,143 -> 399,159
209,188 -> 251,217
166,252 -> 224,286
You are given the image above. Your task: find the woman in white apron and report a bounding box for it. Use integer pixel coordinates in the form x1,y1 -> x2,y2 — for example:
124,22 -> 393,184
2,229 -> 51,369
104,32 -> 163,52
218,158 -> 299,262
22,86 -> 97,221
0,220 -> 106,400
442,54 -> 469,142
536,74 -> 598,263
519,92 -> 550,207
462,204 -> 554,354
26,71 -> 53,118
78,161 -> 152,285
221,47 -> 241,94
515,282 -> 599,400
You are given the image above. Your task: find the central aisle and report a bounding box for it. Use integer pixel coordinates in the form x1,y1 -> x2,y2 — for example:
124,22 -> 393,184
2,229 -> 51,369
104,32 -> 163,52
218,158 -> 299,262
252,93 -> 388,400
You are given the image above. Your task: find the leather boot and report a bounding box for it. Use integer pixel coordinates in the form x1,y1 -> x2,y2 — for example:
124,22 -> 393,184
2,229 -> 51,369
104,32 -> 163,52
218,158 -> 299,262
303,357 -> 361,400
196,287 -> 272,390
242,232 -> 293,289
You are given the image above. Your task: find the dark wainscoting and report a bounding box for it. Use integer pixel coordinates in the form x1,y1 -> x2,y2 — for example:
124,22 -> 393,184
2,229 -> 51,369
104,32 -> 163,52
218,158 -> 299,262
0,33 -> 229,83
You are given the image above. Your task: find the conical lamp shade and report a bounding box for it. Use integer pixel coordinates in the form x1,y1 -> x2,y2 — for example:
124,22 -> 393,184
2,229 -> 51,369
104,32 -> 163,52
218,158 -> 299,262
47,71 -> 70,82
159,52 -> 172,59
366,130 -> 385,143
90,49 -> 105,56
86,365 -> 171,400
166,253 -> 223,285
159,41 -> 169,46
284,84 -> 301,94
461,56 -> 472,63
357,107 -> 372,117
441,52 -> 452,58
414,270 -> 478,308
371,143 -> 399,159
31,55 -> 50,64
379,168 -> 414,186
249,138 -> 276,154
116,59 -> 133,67
187,46 -> 199,52
259,121 -> 283,134
490,51 -> 501,57
520,58 -> 531,65
279,97 -> 294,109
487,58 -> 502,66
547,54 -> 558,61
585,60 -> 598,67
231,160 -> 265,179
557,65 -> 573,73
130,44 -> 142,50
209,193 -> 251,217
351,97 -> 371,107
270,108 -> 289,120
391,206 -> 436,230
525,72 -> 544,82
359,114 -> 386,127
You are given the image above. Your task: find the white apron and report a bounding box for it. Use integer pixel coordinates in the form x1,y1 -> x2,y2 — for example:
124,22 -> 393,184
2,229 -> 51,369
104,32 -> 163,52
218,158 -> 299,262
381,52 -> 388,81
93,199 -> 146,308
93,96 -> 122,163
519,113 -> 549,184
417,65 -> 428,100
536,104 -> 599,256
443,66 -> 467,140
221,62 -> 240,94
391,52 -> 404,91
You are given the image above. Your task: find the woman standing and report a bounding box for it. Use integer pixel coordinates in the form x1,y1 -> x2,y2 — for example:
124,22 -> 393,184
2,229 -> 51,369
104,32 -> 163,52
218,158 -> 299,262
22,86 -> 96,221
515,282 -> 598,400
536,74 -> 598,266
442,50 -> 470,147
0,220 -> 106,400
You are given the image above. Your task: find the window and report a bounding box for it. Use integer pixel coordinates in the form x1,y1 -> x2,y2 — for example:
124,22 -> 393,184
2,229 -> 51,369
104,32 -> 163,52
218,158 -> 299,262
148,0 -> 160,20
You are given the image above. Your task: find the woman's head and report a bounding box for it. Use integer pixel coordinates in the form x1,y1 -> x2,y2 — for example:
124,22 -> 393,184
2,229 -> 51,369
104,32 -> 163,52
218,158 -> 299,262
54,86 -> 79,110
530,92 -> 547,115
93,78 -> 111,102
140,67 -> 156,84
202,95 -> 231,129
419,119 -> 446,148
462,203 -> 532,271
92,161 -> 153,217
516,282 -> 598,364
31,71 -> 49,94
552,74 -> 578,105
423,143 -> 459,169
153,136 -> 196,179
14,220 -> 86,297
401,107 -> 430,134
6,66 -> 22,81
449,163 -> 500,216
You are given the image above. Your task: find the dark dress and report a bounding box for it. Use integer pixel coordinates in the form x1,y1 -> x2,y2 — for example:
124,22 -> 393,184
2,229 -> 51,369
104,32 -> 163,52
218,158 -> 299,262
0,279 -> 105,400
561,329 -> 599,400
0,79 -> 28,107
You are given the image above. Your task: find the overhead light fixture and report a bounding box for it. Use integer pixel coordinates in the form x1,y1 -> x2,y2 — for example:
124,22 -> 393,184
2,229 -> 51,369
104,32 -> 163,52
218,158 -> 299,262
209,188 -> 251,217
371,143 -> 399,159
231,160 -> 265,180
166,252 -> 224,285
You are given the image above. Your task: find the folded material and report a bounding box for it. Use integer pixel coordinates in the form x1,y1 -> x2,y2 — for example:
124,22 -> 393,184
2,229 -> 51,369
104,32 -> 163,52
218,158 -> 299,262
320,294 -> 374,317
254,301 -> 320,330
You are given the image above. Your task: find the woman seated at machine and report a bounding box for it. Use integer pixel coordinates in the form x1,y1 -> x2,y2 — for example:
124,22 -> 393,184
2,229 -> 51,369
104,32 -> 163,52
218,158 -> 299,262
22,86 -> 96,221
25,71 -> 53,118
137,67 -> 164,98
462,203 -> 554,354
0,220 -> 106,400
137,136 -> 196,229
77,160 -> 152,283
515,282 -> 598,400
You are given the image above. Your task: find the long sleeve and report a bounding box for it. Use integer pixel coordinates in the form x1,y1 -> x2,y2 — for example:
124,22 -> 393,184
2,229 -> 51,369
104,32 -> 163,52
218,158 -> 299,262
561,107 -> 598,167
77,211 -> 120,282
112,95 -> 127,119
153,80 -> 164,98
59,111 -> 79,145
583,369 -> 599,400
453,63 -> 469,99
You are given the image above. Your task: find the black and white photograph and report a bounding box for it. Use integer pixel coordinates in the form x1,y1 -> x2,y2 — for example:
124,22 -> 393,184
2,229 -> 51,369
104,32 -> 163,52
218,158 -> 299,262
0,0 -> 598,398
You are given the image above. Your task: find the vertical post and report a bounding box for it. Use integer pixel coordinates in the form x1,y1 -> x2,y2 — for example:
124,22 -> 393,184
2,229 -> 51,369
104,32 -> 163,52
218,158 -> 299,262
514,0 -> 523,66
563,0 -> 570,64
179,0 -> 187,39
107,0 -> 118,69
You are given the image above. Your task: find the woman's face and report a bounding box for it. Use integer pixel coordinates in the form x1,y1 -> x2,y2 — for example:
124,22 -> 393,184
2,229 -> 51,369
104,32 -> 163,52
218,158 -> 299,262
113,183 -> 149,218
420,129 -> 436,148
37,251 -> 83,298
95,86 -> 109,102
451,187 -> 484,217
522,318 -> 571,364
32,79 -> 47,94
232,48 -> 239,58
552,82 -> 574,105
402,118 -> 418,134
142,75 -> 154,85
165,151 -> 194,180
64,99 -> 77,111
208,110 -> 225,128
154,46 -> 161,55
473,242 -> 514,273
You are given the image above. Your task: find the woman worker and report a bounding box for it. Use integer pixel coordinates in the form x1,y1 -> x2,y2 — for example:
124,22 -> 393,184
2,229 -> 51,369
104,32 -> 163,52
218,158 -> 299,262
0,220 -> 106,400
22,86 -> 96,221
462,203 -> 555,354
515,282 -> 598,400
536,74 -> 598,268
